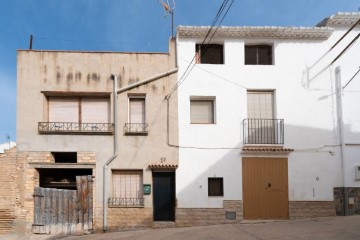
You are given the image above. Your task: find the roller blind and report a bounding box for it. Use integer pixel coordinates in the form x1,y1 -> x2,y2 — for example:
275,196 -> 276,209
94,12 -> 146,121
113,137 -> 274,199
49,97 -> 79,122
247,91 -> 274,119
82,98 -> 110,123
190,100 -> 214,123
112,171 -> 143,198
129,98 -> 145,123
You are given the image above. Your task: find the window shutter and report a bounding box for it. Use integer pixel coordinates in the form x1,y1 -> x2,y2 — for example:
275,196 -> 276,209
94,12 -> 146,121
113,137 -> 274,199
82,98 -> 110,123
49,97 -> 79,122
129,98 -> 145,123
190,100 -> 214,123
247,92 -> 274,119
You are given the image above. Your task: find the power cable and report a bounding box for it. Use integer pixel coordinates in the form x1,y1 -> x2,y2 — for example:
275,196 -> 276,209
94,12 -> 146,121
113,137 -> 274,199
166,0 -> 235,99
343,67 -> 360,90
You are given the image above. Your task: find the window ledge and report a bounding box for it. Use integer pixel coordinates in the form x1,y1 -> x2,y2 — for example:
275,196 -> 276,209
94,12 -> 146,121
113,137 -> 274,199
124,131 -> 148,136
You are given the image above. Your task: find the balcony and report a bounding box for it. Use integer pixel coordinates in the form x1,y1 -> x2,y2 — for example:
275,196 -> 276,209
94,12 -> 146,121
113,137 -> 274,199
242,118 -> 284,145
108,197 -> 144,208
124,123 -> 148,135
38,122 -> 114,135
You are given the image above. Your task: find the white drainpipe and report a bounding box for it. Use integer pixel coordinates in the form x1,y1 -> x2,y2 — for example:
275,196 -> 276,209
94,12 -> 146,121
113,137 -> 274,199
335,66 -> 348,215
103,74 -> 118,231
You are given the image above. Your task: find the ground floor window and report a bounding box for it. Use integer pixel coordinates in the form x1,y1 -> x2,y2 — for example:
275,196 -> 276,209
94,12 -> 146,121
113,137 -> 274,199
110,170 -> 144,207
208,177 -> 223,196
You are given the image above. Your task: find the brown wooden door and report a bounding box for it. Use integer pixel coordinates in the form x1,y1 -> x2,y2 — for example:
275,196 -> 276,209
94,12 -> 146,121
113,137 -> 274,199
242,157 -> 289,219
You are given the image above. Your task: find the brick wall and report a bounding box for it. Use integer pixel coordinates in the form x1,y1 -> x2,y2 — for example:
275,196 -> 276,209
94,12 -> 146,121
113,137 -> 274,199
0,147 -> 29,236
289,201 -> 336,219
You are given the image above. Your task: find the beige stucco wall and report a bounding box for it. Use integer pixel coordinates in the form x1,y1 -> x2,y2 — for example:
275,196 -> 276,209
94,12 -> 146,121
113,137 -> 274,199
16,39 -> 178,231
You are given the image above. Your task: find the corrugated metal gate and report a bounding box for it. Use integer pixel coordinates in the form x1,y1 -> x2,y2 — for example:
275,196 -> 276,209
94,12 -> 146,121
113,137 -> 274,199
32,175 -> 93,235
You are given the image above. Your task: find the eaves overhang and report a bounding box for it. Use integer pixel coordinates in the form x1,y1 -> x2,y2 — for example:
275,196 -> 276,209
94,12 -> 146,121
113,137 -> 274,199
177,26 -> 333,40
317,12 -> 360,27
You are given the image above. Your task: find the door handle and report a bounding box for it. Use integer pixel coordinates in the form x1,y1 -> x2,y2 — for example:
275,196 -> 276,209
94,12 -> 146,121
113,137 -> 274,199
267,182 -> 271,188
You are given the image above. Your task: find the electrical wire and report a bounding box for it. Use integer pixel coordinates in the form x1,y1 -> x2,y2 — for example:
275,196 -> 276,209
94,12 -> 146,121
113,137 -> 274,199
166,0 -> 235,99
343,67 -> 360,90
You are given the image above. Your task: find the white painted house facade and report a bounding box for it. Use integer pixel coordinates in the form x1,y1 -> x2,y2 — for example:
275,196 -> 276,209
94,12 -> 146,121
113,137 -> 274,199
175,12 -> 360,220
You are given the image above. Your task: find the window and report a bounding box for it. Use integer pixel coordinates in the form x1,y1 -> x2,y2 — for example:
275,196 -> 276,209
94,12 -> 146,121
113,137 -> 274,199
110,170 -> 144,207
52,152 -> 77,163
196,44 -> 224,64
208,177 -> 223,196
39,96 -> 113,134
190,97 -> 215,124
245,45 -> 272,65
124,95 -> 148,134
49,97 -> 110,123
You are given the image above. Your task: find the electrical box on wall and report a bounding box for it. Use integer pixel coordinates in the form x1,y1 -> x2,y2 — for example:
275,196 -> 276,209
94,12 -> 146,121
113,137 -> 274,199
355,165 -> 360,180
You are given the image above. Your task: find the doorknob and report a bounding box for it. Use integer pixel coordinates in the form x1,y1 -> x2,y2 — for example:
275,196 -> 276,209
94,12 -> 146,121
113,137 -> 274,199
267,182 -> 271,188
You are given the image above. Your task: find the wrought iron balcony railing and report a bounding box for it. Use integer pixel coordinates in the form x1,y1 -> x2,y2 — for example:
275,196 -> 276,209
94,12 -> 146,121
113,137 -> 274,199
242,118 -> 284,145
124,123 -> 148,135
108,197 -> 144,207
38,122 -> 114,135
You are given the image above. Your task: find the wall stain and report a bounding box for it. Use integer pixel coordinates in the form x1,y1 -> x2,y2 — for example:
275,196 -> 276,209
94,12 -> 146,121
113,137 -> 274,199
151,84 -> 157,92
87,73 -> 100,85
56,72 -> 62,84
75,72 -> 82,81
66,72 -> 73,81
43,78 -> 47,83
118,75 -> 123,88
43,65 -> 47,75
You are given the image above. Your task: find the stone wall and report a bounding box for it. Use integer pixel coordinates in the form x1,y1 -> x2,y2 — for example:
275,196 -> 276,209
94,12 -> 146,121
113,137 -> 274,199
289,201 -> 336,219
334,187 -> 360,216
176,200 -> 243,227
106,207 -> 153,231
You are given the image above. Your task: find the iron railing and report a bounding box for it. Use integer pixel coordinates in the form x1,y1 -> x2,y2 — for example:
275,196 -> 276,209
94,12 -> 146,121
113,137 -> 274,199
107,197 -> 144,207
38,122 -> 114,134
242,118 -> 284,145
124,123 -> 148,135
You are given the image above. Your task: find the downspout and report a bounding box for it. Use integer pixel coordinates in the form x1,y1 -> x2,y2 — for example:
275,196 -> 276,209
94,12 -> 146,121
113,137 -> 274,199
335,66 -> 348,215
103,74 -> 118,231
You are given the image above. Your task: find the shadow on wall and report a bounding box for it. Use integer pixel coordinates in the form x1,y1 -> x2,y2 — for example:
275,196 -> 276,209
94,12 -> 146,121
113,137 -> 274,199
174,123 -> 360,220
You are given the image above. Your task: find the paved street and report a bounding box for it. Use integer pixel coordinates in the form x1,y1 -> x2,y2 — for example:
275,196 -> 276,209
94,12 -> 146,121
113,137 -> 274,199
37,215 -> 360,240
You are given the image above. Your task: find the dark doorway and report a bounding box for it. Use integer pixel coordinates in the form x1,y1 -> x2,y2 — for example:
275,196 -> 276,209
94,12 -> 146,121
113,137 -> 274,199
153,171 -> 175,221
38,168 -> 92,190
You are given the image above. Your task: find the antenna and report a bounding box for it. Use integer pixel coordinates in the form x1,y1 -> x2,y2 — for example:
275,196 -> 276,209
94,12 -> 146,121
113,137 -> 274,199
158,0 -> 175,39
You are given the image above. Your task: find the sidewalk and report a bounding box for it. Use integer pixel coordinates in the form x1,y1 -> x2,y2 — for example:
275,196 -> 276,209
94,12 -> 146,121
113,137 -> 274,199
28,215 -> 360,240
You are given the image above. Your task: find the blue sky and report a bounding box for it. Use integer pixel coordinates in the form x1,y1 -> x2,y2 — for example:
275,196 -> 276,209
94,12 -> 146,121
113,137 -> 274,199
0,0 -> 358,142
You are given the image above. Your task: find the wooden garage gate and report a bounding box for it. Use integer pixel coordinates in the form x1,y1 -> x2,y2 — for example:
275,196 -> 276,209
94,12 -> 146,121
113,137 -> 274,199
242,157 -> 289,219
33,176 -> 93,235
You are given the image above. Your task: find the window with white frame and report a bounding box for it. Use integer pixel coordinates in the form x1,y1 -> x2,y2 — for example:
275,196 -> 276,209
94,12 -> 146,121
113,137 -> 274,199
110,170 -> 144,207
190,97 -> 216,124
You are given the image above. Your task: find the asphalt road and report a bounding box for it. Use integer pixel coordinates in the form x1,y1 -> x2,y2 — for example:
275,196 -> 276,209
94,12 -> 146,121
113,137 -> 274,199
28,215 -> 360,240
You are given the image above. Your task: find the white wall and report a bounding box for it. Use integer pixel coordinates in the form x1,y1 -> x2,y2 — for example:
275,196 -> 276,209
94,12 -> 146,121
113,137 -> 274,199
176,26 -> 360,207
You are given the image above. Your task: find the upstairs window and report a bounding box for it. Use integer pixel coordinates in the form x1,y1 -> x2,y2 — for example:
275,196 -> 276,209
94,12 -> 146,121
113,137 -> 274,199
196,44 -> 224,64
190,97 -> 216,124
48,97 -> 110,123
124,95 -> 148,135
39,96 -> 113,134
245,45 -> 273,65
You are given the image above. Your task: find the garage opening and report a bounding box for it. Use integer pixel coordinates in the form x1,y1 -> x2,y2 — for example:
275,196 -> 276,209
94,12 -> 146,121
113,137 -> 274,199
38,168 -> 92,190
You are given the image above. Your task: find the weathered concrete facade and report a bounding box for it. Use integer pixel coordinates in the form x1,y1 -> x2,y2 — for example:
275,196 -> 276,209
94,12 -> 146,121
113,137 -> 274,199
15,39 -> 179,235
